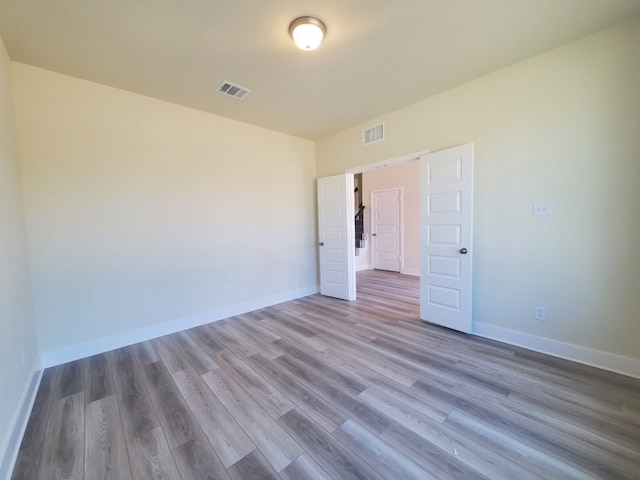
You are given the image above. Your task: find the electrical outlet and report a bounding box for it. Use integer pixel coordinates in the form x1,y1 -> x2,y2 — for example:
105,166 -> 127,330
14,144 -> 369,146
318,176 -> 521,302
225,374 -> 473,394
226,287 -> 234,296
533,202 -> 551,216
21,348 -> 26,366
535,306 -> 547,321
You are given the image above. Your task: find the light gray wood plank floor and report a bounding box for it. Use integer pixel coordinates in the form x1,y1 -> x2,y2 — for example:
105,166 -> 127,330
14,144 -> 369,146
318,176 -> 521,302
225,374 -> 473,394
11,270 -> 640,479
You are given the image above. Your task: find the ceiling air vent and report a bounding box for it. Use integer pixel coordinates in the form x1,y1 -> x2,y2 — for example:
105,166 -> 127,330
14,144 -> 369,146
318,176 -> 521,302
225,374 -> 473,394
362,122 -> 385,145
217,81 -> 251,100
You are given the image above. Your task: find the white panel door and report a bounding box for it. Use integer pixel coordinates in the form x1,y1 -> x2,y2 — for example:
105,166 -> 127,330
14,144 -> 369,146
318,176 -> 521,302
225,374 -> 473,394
420,144 -> 473,333
372,188 -> 401,272
317,174 -> 356,301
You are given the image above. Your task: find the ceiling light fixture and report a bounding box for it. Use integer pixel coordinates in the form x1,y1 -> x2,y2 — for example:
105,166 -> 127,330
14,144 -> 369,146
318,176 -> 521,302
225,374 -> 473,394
289,16 -> 327,51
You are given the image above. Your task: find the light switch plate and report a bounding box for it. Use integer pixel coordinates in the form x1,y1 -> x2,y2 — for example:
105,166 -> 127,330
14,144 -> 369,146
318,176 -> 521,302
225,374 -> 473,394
533,202 -> 551,216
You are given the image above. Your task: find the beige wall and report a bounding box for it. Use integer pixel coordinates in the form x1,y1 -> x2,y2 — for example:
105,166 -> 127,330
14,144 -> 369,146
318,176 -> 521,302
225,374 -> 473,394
0,37 -> 38,472
317,17 -> 640,363
12,63 -> 317,358
362,161 -> 420,275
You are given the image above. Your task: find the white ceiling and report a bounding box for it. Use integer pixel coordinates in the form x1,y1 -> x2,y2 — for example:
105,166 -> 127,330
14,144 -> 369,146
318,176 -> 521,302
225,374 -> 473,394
1,0 -> 639,140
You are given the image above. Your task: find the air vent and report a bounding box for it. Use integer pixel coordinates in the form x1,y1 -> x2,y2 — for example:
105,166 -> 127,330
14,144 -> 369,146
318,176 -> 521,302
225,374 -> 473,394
362,122 -> 385,145
217,81 -> 251,100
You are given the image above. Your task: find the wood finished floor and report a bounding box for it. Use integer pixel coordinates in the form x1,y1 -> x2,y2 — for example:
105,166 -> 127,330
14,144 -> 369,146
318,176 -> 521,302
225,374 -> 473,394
11,270 -> 640,479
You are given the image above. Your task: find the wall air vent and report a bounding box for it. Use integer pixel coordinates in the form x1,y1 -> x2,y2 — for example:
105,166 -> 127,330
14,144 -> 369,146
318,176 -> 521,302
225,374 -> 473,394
362,122 -> 385,145
216,81 -> 251,100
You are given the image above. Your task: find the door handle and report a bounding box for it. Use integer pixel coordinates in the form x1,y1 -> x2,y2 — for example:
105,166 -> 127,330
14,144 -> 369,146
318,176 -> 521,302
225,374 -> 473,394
372,233 -> 377,236
459,248 -> 468,254
319,242 -> 324,246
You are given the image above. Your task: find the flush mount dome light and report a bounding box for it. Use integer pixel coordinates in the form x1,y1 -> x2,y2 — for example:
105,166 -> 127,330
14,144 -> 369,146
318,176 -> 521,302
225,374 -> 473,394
289,16 -> 326,51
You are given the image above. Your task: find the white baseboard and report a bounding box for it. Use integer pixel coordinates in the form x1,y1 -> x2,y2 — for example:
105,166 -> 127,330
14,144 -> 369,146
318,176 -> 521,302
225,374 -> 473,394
400,267 -> 420,277
40,285 -> 319,368
1,357 -> 43,480
360,266 -> 420,277
473,322 -> 640,379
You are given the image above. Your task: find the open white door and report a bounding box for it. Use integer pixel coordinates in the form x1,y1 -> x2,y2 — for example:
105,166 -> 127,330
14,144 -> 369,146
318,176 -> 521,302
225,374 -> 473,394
317,174 -> 356,301
420,144 -> 473,333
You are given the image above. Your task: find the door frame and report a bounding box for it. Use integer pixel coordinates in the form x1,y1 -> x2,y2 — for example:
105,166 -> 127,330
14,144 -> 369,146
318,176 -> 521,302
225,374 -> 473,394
345,151 -> 428,175
346,151 -> 427,280
370,186 -> 403,273
340,147 -> 474,334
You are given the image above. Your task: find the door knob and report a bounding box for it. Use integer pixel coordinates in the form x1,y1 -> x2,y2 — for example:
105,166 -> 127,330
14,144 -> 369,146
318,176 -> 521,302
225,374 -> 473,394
459,248 -> 468,254
319,242 -> 324,246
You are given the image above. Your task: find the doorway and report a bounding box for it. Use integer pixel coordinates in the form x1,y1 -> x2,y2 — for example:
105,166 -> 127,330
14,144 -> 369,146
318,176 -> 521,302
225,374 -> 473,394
360,158 -> 421,276
317,144 -> 474,334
